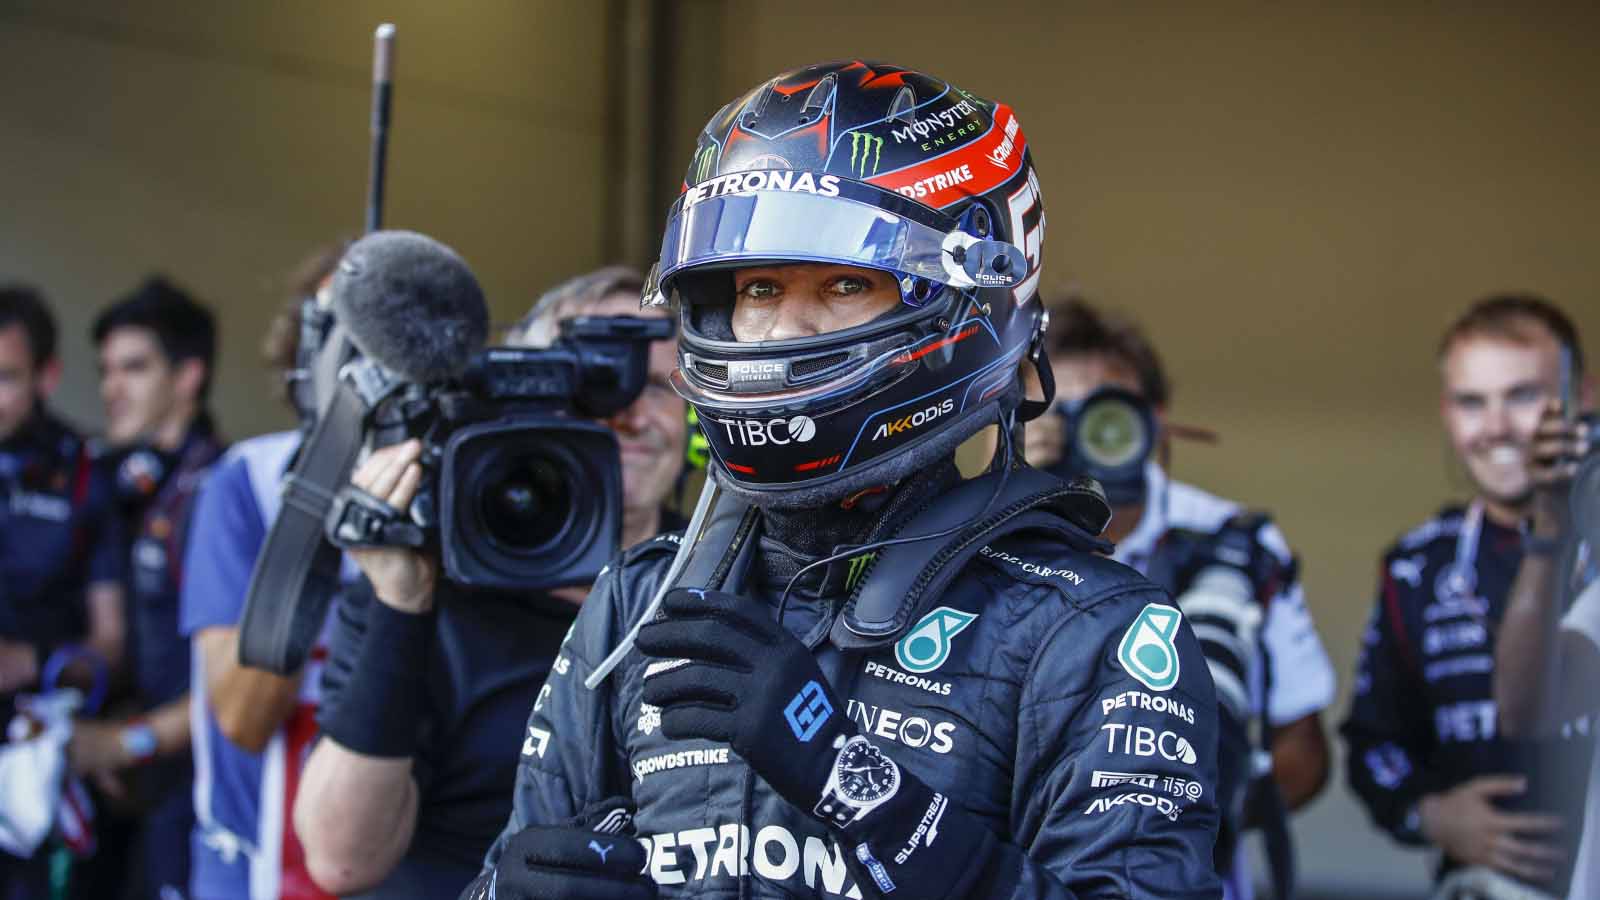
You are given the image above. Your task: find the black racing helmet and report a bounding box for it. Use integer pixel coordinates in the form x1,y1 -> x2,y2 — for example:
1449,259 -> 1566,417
646,60 -> 1048,505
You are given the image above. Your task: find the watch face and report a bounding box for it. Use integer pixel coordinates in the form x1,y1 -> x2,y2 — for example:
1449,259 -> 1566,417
836,739 -> 899,803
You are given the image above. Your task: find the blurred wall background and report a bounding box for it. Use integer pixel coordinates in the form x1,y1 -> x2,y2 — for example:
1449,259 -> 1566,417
2,2 -> 1597,896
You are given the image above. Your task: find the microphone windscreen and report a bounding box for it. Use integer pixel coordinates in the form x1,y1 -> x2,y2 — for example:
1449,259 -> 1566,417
331,230 -> 489,383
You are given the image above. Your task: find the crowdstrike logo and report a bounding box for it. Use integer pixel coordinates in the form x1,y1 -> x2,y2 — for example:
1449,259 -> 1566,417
987,112 -> 1021,170
632,747 -> 731,782
894,163 -> 974,201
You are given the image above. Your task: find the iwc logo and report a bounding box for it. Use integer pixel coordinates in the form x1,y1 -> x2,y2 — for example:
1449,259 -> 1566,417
894,606 -> 978,674
1117,604 -> 1183,692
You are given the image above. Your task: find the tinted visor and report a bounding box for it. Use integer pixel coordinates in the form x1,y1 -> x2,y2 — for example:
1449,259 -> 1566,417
657,171 -> 962,292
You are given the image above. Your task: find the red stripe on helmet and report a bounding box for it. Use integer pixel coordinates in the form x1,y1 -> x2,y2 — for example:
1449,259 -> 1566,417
794,454 -> 842,472
725,461 -> 757,474
869,104 -> 1026,209
895,325 -> 980,364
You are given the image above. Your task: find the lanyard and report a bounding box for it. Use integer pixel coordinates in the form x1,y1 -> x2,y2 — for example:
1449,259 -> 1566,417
1429,500 -> 1512,650
1435,500 -> 1486,609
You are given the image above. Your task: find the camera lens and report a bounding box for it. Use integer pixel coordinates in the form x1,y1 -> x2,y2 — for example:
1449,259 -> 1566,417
477,451 -> 572,551
1077,395 -> 1150,469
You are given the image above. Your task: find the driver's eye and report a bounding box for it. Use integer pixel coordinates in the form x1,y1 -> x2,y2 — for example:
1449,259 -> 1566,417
828,276 -> 867,296
739,280 -> 780,300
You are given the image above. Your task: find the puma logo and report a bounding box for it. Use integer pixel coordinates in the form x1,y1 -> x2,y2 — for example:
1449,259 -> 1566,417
588,840 -> 613,863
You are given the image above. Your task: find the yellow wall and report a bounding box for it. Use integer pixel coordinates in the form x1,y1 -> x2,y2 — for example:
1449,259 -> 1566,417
0,1 -> 618,435
700,4 -> 1599,891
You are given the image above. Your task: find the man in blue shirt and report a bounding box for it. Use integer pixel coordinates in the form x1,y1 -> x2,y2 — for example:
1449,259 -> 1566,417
180,245 -> 347,900
0,284 -> 126,899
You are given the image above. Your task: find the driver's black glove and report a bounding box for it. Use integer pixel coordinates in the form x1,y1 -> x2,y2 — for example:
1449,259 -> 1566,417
488,798 -> 656,900
636,588 -> 996,898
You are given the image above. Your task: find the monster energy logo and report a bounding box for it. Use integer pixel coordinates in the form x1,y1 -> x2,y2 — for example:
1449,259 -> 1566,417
848,132 -> 883,177
846,551 -> 878,591
686,407 -> 710,470
691,144 -> 718,182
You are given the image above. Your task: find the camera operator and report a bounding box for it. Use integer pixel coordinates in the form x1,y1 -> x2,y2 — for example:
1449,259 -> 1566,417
1022,299 -> 1336,898
505,265 -> 690,555
0,285 -> 126,897
1342,295 -> 1581,892
179,243 -> 353,900
71,276 -> 225,899
465,61 -> 1223,900
292,265 -> 685,898
1492,353 -> 1596,898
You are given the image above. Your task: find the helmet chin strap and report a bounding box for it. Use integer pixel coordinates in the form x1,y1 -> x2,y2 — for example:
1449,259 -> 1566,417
1016,339 -> 1056,423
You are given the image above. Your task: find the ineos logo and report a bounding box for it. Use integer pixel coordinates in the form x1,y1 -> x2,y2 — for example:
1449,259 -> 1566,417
716,415 -> 816,447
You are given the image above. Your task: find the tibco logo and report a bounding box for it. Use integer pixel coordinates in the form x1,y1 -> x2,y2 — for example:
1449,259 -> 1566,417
716,415 -> 816,447
871,399 -> 954,442
1100,723 -> 1198,765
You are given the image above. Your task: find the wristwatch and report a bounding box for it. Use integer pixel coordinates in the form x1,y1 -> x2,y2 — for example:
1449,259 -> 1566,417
813,734 -> 901,827
120,720 -> 158,765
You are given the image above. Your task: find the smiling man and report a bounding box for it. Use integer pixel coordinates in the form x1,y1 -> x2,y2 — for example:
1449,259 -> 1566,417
1341,294 -> 1578,891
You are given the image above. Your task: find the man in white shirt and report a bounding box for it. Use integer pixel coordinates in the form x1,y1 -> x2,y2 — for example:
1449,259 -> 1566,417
1023,299 -> 1338,899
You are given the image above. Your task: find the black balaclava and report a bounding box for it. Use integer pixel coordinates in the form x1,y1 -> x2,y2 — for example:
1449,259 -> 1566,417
746,456 -> 962,613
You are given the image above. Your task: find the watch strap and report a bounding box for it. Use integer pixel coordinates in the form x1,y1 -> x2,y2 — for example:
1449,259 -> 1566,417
120,719 -> 158,765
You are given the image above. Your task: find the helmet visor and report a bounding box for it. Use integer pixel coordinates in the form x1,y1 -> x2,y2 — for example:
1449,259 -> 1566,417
657,172 -> 962,291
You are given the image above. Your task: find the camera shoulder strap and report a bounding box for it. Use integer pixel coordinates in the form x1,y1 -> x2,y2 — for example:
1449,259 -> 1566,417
238,372 -> 366,673
831,467 -> 1112,652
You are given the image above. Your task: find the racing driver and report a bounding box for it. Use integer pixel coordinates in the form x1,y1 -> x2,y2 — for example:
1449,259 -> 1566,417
462,60 -> 1224,899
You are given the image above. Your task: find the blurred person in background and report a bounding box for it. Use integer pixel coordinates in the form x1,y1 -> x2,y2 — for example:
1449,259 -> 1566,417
1342,295 -> 1582,894
180,242 -> 350,900
291,264 -> 684,898
1493,339 -> 1596,899
73,276 -> 224,900
1022,298 -> 1336,899
0,284 -> 127,899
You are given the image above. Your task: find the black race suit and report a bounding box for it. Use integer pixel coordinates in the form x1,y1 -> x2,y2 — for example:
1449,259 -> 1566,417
1341,504 -> 1592,885
469,525 -> 1224,899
